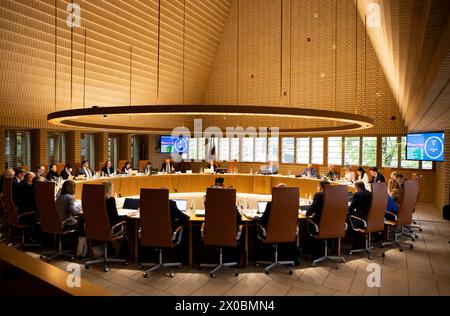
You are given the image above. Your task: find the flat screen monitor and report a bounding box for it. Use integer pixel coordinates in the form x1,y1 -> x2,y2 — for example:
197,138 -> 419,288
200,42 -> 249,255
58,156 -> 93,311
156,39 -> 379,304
160,136 -> 189,154
406,132 -> 444,162
257,201 -> 268,214
173,199 -> 188,212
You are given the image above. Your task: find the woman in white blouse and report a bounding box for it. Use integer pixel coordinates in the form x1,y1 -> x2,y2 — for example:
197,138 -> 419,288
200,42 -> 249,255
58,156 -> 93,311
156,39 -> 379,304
356,166 -> 371,190
344,165 -> 356,182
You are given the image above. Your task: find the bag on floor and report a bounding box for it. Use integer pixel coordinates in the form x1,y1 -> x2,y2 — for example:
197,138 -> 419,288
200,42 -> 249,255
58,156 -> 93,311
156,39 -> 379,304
76,237 -> 88,257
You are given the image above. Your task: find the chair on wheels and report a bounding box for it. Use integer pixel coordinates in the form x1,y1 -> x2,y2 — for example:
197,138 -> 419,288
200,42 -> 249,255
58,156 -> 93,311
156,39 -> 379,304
2,177 -> 40,250
82,184 -> 128,272
306,185 -> 348,267
35,181 -> 77,262
256,187 -> 299,274
382,180 -> 418,252
139,188 -> 183,278
200,188 -> 240,278
349,182 -> 388,259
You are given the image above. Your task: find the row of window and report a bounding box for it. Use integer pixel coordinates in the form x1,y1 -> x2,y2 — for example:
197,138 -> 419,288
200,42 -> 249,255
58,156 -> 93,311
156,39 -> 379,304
187,136 -> 433,170
4,131 -> 433,170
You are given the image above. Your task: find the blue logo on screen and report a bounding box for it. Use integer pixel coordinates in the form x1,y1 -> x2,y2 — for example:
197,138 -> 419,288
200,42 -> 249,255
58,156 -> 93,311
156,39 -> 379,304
424,136 -> 443,160
174,137 -> 188,153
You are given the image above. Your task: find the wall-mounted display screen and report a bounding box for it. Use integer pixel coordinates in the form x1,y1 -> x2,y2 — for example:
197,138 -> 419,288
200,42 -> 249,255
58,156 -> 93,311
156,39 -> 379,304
160,136 -> 189,154
406,132 -> 444,162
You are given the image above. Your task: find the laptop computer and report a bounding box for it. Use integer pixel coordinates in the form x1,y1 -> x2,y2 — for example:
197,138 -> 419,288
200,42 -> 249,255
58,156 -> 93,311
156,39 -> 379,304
173,199 -> 188,212
257,201 -> 268,214
123,198 -> 140,210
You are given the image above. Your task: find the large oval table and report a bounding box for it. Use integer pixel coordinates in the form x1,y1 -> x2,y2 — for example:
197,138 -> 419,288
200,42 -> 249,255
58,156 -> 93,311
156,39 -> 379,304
74,173 -> 355,199
74,174 -> 355,266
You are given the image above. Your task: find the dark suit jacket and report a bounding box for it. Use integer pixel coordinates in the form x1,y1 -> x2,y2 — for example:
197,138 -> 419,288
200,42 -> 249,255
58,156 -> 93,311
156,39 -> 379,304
306,192 -> 324,224
102,167 -> 114,175
16,182 -> 36,214
105,197 -> 120,226
60,169 -> 72,180
348,189 -> 372,219
12,177 -> 20,205
369,173 -> 386,183
256,201 -> 272,228
326,171 -> 339,179
76,167 -> 94,178
302,168 -> 317,176
169,200 -> 190,230
45,170 -> 60,181
160,162 -> 175,172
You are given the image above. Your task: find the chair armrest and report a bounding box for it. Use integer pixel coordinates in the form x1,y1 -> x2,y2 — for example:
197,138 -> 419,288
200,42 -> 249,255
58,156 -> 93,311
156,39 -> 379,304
17,211 -> 37,220
236,224 -> 243,240
256,222 -> 267,241
349,215 -> 367,230
111,221 -> 127,239
385,211 -> 398,221
305,219 -> 319,236
172,225 -> 183,245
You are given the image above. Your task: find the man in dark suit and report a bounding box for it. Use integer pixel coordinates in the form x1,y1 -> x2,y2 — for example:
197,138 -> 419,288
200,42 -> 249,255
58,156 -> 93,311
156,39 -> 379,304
76,160 -> 94,178
16,172 -> 37,215
369,167 -> 385,183
306,180 -> 330,224
169,200 -> 190,231
12,168 -> 25,204
160,158 -> 174,173
302,164 -> 317,177
348,181 -> 372,220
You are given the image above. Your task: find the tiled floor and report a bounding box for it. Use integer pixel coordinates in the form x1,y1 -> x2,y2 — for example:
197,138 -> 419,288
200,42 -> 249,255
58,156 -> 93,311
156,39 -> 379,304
26,202 -> 450,296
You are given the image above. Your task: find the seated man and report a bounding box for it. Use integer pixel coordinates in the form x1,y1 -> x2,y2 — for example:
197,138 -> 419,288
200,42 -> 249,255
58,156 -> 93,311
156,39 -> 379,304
326,165 -> 339,180
306,180 -> 330,225
302,164 -> 317,177
76,160 -> 94,178
169,199 -> 190,231
348,181 -> 372,220
368,167 -> 385,183
259,161 -> 278,175
160,158 -> 175,173
16,172 -> 39,225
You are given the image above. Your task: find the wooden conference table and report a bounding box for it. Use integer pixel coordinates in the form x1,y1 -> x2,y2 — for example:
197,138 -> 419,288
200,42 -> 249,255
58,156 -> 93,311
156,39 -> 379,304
74,174 -> 355,266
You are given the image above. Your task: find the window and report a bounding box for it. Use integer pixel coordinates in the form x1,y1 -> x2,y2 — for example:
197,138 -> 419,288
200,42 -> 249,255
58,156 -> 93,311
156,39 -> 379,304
131,135 -> 142,169
422,161 -> 433,170
328,137 -> 342,165
188,138 -> 198,160
267,137 -> 279,162
47,132 -> 66,165
400,136 -> 419,169
219,138 -> 230,161
254,138 -> 267,162
81,133 -> 96,168
344,137 -> 360,166
5,130 -> 31,168
108,136 -> 119,170
241,138 -> 254,162
296,138 -> 310,164
362,137 -> 377,166
281,137 -> 295,163
198,138 -> 206,160
230,138 -> 240,161
382,137 -> 398,168
311,138 -> 324,165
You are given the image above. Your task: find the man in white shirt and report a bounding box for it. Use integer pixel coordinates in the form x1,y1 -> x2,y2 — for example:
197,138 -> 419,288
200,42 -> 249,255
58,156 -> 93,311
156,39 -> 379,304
160,158 -> 174,173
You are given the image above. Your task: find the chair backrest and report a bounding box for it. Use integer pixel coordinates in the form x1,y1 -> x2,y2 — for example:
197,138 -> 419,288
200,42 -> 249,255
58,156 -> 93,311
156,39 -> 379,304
366,182 -> 388,233
2,177 -> 18,226
140,188 -> 173,248
81,184 -> 111,241
35,181 -> 62,235
204,188 -> 237,247
317,185 -> 348,239
397,180 -> 419,226
334,165 -> 341,175
73,162 -> 82,171
265,187 -> 299,243
311,164 -> 319,173
138,160 -> 148,173
97,162 -> 105,173
55,163 -> 65,174
118,160 -> 128,172
228,161 -> 238,173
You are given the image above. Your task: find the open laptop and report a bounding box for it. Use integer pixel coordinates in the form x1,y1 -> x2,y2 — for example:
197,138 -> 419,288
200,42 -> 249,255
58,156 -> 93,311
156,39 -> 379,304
123,198 -> 140,210
173,199 -> 188,212
257,201 -> 268,214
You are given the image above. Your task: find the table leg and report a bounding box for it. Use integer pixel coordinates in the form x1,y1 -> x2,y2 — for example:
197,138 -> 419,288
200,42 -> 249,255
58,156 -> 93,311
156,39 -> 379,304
189,222 -> 193,268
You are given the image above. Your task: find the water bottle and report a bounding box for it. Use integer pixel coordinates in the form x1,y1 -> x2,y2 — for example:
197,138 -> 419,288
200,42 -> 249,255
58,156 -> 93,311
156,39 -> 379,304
250,168 -> 253,175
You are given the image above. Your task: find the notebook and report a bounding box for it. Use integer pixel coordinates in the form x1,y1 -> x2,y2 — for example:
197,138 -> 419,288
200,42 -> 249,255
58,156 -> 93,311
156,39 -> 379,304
257,201 -> 268,214
173,199 -> 187,212
195,209 -> 205,217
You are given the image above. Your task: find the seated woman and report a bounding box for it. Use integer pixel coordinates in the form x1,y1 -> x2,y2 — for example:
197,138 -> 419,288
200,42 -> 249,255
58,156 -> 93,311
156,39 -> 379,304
121,161 -> 132,175
343,165 -> 355,182
385,180 -> 403,219
103,181 -> 129,257
356,166 -> 370,190
55,180 -> 84,235
45,164 -> 60,182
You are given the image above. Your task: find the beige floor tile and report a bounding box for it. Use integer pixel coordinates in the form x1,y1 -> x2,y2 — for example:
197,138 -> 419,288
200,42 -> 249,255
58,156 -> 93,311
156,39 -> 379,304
437,281 -> 450,296
166,273 -> 211,296
379,269 -> 409,296
106,283 -> 132,296
298,266 -> 331,286
224,274 -> 269,296
408,275 -> 439,296
429,253 -> 450,278
191,273 -> 244,296
286,287 -> 317,296
254,280 -> 291,296
349,264 -> 380,296
406,251 -> 432,274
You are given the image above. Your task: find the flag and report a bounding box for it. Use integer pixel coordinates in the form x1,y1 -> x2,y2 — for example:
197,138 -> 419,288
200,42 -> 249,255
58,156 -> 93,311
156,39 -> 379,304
208,138 -> 216,161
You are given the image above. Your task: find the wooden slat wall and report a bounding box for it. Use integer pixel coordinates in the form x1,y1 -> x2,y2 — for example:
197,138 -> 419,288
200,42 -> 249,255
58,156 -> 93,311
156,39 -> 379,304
435,129 -> 450,209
